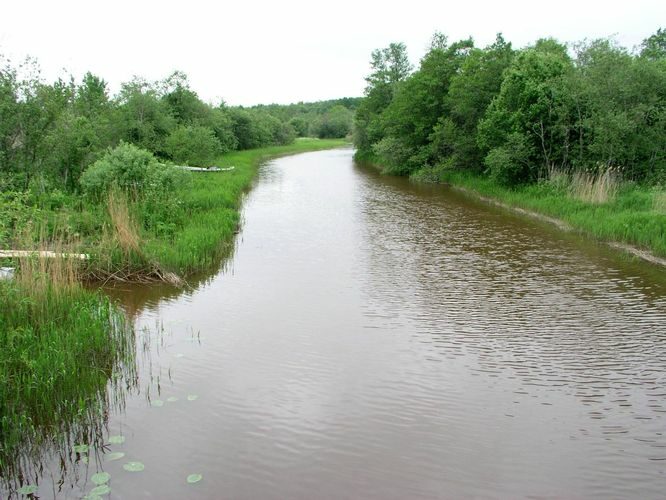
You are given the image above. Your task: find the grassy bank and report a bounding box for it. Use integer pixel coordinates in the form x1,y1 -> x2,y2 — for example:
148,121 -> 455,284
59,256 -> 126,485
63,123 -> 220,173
415,166 -> 666,260
0,258 -> 135,483
2,138 -> 348,282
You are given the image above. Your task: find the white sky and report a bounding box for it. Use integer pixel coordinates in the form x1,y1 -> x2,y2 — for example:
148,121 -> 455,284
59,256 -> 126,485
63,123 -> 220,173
1,0 -> 664,106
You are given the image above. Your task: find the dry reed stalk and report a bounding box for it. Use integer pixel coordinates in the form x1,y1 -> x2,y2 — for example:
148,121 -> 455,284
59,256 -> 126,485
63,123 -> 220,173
653,191 -> 666,214
15,231 -> 81,299
570,168 -> 619,204
107,190 -> 142,255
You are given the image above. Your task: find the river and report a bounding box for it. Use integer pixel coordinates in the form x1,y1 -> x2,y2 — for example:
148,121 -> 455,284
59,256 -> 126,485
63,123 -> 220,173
11,148 -> 666,498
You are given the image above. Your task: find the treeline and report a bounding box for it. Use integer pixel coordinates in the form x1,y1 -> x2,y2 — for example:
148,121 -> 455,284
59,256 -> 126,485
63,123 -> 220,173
354,29 -> 666,186
0,60 -> 353,194
248,98 -> 359,139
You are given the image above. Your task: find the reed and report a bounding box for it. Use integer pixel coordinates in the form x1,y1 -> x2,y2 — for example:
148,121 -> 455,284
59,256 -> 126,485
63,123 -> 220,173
653,190 -> 666,214
0,268 -> 135,485
569,168 -> 620,204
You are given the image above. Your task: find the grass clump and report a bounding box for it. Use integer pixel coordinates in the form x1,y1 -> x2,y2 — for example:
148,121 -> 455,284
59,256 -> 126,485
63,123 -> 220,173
568,168 -> 620,204
0,251 -> 135,484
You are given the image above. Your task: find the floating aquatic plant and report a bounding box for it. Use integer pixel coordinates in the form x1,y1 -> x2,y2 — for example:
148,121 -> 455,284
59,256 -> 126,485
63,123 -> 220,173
105,452 -> 125,462
108,435 -> 125,444
187,394 -> 199,401
151,399 -> 164,407
91,472 -> 111,485
167,396 -> 178,403
187,473 -> 203,484
73,444 -> 89,453
17,484 -> 38,495
123,461 -> 145,472
89,484 -> 111,496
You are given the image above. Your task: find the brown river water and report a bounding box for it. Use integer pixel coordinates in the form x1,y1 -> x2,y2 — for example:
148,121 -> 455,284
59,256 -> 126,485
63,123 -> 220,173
11,148 -> 666,498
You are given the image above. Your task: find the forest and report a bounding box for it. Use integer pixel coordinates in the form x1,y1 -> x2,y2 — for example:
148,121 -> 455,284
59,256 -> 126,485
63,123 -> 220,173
354,29 -> 666,187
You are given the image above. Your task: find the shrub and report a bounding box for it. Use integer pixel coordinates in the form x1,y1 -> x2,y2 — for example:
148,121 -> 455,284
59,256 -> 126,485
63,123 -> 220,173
484,133 -> 534,186
80,142 -> 188,200
164,125 -> 222,167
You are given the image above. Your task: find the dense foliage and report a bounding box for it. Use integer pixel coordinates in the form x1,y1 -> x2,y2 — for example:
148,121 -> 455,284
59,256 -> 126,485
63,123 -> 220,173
249,98 -> 360,139
0,60 -> 354,199
354,30 -> 666,187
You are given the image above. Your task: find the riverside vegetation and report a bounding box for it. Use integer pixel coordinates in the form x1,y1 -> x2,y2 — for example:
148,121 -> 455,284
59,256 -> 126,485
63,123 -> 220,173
0,54 -> 349,483
354,29 -> 666,258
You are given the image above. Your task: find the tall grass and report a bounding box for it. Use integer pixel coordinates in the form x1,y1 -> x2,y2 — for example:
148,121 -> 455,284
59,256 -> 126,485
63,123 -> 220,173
0,251 -> 135,486
569,168 -> 620,204
654,190 -> 666,214
108,189 -> 142,255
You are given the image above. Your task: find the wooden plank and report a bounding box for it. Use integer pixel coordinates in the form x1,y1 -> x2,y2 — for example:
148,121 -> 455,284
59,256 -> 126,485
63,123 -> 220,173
0,250 -> 89,260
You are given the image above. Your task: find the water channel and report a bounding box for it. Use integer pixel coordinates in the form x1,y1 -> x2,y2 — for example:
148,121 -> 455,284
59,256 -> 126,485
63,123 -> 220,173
9,148 -> 666,498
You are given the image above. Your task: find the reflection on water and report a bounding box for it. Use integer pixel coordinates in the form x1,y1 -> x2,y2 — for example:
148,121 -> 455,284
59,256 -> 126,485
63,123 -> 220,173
6,148 -> 666,498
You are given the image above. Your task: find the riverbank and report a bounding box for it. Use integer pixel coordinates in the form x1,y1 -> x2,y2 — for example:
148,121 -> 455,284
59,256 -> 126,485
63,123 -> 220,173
0,139 -> 347,484
1,138 -> 349,284
123,138 -> 349,281
432,170 -> 666,263
358,154 -> 666,265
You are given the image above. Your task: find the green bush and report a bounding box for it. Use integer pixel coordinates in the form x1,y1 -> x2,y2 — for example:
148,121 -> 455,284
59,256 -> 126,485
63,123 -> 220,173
0,189 -> 40,247
164,125 -> 222,167
80,142 -> 188,200
484,133 -> 534,186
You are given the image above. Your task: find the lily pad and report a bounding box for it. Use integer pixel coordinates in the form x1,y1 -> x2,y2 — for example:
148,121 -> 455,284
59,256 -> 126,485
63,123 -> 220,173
17,484 -> 38,495
105,452 -> 125,462
123,461 -> 145,472
81,456 -> 89,464
187,394 -> 199,401
89,484 -> 111,496
91,472 -> 111,485
167,396 -> 178,403
151,399 -> 164,407
108,435 -> 125,444
73,444 -> 89,453
174,353 -> 185,358
187,473 -> 203,484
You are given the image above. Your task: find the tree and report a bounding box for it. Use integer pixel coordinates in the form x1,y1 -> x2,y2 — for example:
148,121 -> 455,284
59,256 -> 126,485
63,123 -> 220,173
114,78 -> 176,155
312,105 -> 352,138
432,34 -> 514,171
640,27 -> 666,60
477,39 -> 574,183
353,42 -> 412,153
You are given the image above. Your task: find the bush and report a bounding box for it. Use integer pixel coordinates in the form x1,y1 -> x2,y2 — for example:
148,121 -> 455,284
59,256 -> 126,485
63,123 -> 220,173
80,142 -> 188,200
484,133 -> 534,186
164,125 -> 222,167
0,189 -> 40,247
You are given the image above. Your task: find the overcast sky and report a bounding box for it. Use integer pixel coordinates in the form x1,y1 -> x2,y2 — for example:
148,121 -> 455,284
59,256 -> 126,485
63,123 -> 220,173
1,0 -> 664,106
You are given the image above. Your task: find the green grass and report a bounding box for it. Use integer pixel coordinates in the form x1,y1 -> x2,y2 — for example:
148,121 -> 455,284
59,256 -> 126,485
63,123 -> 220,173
427,168 -> 666,258
0,277 -> 135,483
